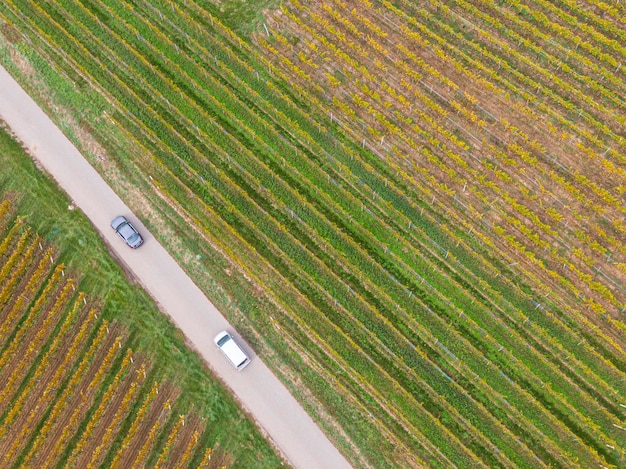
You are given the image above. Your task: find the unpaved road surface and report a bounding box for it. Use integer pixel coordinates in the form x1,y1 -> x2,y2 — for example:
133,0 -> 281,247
0,63 -> 352,469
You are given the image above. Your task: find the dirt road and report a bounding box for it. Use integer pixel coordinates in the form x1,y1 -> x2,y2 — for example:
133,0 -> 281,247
0,64 -> 352,469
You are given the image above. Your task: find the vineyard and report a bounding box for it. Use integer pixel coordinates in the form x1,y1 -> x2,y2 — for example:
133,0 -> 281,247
0,197 -> 239,467
1,0 -> 626,467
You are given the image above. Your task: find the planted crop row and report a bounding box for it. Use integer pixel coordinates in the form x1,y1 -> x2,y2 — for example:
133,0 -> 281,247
270,0 -> 624,330
268,0 -> 624,380
268,0 -> 620,346
284,0 -> 624,290
260,0 -> 626,466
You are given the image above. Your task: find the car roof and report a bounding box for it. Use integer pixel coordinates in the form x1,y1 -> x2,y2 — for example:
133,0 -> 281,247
219,338 -> 250,369
118,223 -> 138,241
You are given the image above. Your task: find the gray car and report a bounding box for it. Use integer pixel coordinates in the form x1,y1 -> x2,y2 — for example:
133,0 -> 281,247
110,216 -> 144,248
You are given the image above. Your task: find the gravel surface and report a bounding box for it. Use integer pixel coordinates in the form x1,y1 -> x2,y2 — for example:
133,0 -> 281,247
0,63 -> 352,469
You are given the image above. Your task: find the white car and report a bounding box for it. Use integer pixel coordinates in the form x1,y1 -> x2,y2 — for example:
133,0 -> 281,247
214,331 -> 251,371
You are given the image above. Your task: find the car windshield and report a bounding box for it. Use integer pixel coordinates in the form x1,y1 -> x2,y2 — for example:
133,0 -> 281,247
217,335 -> 231,347
127,233 -> 139,243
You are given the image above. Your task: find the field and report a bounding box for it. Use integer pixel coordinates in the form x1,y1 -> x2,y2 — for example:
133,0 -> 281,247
0,128 -> 284,468
1,0 -> 626,467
